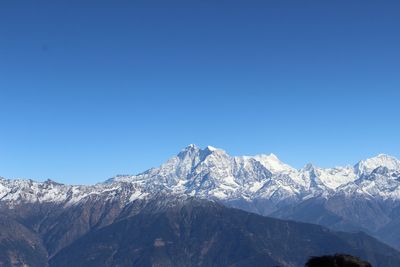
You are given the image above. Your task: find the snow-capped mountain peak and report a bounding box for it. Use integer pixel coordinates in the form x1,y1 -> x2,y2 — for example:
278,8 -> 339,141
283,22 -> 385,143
1,146 -> 400,210
302,163 -> 316,172
177,144 -> 224,161
251,154 -> 296,174
355,154 -> 400,175
205,145 -> 218,152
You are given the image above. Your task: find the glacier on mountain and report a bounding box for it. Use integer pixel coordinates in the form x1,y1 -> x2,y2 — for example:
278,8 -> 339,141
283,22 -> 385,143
1,145 -> 400,209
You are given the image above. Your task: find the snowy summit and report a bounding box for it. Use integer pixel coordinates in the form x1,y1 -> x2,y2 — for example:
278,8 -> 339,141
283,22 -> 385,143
1,145 -> 399,211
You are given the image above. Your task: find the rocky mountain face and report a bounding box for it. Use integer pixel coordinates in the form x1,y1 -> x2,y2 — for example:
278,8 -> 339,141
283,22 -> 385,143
0,217 -> 48,266
1,144 -> 400,264
49,201 -> 400,267
1,198 -> 400,267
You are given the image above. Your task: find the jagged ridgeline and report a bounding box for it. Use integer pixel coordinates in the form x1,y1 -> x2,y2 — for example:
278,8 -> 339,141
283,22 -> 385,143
1,145 -> 400,266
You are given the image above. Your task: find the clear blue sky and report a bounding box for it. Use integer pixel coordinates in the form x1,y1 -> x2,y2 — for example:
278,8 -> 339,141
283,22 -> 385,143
1,0 -> 399,184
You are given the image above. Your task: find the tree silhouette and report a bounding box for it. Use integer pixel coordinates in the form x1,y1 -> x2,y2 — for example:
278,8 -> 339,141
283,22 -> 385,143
305,254 -> 372,267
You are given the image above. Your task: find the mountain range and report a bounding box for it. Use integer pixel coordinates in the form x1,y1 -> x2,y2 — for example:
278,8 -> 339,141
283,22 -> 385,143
1,145 -> 400,266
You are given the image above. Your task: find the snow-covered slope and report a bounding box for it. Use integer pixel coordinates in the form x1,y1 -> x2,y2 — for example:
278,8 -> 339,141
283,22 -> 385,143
1,145 -> 400,209
355,154 -> 400,175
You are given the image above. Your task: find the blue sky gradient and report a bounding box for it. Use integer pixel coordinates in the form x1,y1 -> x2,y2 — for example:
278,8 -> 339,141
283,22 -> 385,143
1,0 -> 399,184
